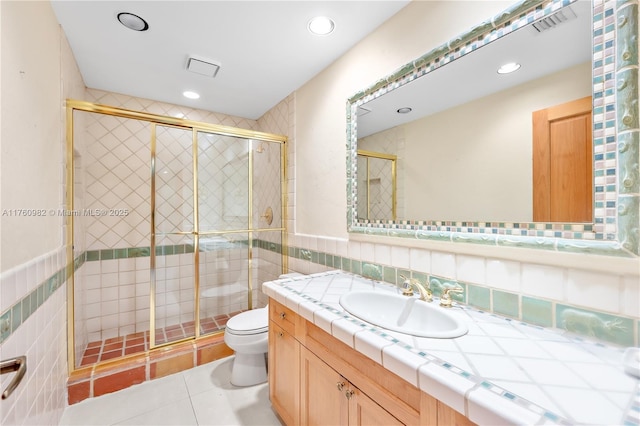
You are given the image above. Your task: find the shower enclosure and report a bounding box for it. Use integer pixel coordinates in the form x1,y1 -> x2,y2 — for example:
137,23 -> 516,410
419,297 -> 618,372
356,150 -> 397,221
66,100 -> 286,371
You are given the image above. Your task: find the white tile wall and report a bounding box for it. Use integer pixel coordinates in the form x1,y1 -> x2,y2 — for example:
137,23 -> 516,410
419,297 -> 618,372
485,259 -> 522,292
409,248 -> 430,273
283,234 -> 639,327
456,254 -> 486,284
0,249 -> 68,426
374,243 -> 391,265
566,269 -> 622,313
521,263 -> 565,300
390,246 -> 411,269
431,251 -> 456,278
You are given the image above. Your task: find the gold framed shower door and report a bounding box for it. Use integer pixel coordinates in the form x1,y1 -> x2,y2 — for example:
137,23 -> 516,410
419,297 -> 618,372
357,149 -> 397,221
65,99 -> 288,373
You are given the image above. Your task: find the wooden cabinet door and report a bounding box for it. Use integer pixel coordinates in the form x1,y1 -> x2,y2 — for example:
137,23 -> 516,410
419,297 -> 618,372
349,386 -> 404,426
300,347 -> 348,426
269,321 -> 299,426
436,400 -> 476,426
533,96 -> 593,222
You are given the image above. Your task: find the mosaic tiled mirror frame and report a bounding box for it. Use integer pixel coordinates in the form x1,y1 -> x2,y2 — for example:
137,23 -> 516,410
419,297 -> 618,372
346,0 -> 640,258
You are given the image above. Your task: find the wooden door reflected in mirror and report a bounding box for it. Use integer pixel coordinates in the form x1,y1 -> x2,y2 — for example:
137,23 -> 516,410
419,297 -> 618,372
533,96 -> 593,222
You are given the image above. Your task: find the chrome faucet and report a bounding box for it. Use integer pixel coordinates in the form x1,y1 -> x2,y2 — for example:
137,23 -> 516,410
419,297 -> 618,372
439,286 -> 464,308
399,275 -> 432,302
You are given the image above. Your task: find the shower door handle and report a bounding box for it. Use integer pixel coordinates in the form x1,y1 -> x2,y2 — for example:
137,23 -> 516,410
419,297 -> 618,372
1,356 -> 26,400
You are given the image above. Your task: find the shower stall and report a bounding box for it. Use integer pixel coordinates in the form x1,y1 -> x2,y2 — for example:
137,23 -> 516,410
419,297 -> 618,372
356,150 -> 397,221
66,100 -> 286,371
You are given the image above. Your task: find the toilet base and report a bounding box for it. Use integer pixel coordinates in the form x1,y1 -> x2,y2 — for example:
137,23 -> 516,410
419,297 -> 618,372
230,353 -> 267,387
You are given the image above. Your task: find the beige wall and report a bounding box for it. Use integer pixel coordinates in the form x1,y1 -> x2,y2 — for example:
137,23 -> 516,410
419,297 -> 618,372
288,0 -> 638,327
0,1 -> 85,424
1,0 -> 84,272
295,0 -> 514,237
403,61 -> 591,222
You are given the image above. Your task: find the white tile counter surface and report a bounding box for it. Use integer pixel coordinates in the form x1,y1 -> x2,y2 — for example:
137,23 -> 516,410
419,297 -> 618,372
262,271 -> 640,426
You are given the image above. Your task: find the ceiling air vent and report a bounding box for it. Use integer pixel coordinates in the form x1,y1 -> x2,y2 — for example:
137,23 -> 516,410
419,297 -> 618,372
531,6 -> 577,33
186,56 -> 221,78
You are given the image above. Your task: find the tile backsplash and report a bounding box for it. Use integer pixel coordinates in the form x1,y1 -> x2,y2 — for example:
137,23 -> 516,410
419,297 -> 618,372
282,236 -> 639,347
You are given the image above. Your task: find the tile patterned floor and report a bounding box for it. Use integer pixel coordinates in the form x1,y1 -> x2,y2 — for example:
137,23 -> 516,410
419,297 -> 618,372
61,356 -> 282,426
79,313 -> 243,367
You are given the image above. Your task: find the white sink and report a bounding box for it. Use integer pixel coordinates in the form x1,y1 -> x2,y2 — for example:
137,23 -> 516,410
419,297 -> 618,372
339,290 -> 468,338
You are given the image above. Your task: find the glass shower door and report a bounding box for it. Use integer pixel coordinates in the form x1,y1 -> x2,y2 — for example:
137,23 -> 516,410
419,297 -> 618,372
197,131 -> 251,335
152,124 -> 196,347
252,139 -> 285,307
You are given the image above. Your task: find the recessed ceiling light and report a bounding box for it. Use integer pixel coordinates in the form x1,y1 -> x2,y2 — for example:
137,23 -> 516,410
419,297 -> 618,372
183,91 -> 200,100
117,12 -> 149,32
308,16 -> 335,36
497,62 -> 521,74
397,107 -> 412,114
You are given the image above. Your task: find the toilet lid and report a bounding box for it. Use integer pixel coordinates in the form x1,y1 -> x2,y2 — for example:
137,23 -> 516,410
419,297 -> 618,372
226,308 -> 268,335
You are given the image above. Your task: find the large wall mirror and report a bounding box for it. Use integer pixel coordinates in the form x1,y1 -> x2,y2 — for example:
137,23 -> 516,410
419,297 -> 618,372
347,0 -> 639,257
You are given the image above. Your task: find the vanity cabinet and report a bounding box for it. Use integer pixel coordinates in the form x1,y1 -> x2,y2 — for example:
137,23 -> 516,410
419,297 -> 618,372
301,346 -> 403,425
300,346 -> 348,425
268,303 -> 300,426
268,300 -> 475,426
300,347 -> 404,426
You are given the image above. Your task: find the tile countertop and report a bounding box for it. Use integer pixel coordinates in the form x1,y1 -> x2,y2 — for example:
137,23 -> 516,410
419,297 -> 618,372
262,271 -> 640,426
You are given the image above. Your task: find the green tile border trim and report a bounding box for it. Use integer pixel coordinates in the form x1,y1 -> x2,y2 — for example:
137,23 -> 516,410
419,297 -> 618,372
0,256 -> 75,345
2,238 -> 635,347
0,237 -> 281,344
284,243 -> 639,347
82,240 -> 262,262
345,0 -> 640,258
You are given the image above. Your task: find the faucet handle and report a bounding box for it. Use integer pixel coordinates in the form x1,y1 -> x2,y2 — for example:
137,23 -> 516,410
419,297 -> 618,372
439,286 -> 464,308
399,275 -> 414,296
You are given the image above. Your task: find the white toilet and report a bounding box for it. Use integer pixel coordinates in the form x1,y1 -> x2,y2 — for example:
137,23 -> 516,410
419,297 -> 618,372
224,306 -> 269,387
224,273 -> 303,387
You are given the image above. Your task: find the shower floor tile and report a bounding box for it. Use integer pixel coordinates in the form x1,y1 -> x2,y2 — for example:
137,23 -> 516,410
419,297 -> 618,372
79,311 -> 244,367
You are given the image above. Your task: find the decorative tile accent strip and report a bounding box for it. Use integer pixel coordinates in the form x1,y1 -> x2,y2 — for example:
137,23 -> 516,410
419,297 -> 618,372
522,296 -> 553,327
615,0 -> 639,253
283,243 -> 639,347
0,238 -> 277,345
0,256 -> 72,344
623,383 -> 640,426
556,304 -> 634,346
82,240 -> 259,262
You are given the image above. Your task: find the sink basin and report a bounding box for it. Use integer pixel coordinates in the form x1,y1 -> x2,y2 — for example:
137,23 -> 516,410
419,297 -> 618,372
339,290 -> 468,338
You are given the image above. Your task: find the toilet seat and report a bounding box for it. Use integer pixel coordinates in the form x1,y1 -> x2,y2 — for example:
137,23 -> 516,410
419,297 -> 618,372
226,308 -> 268,335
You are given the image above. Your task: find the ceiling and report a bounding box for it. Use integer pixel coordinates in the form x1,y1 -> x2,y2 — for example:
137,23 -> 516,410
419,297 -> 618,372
50,1 -> 409,120
358,0 -> 592,137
